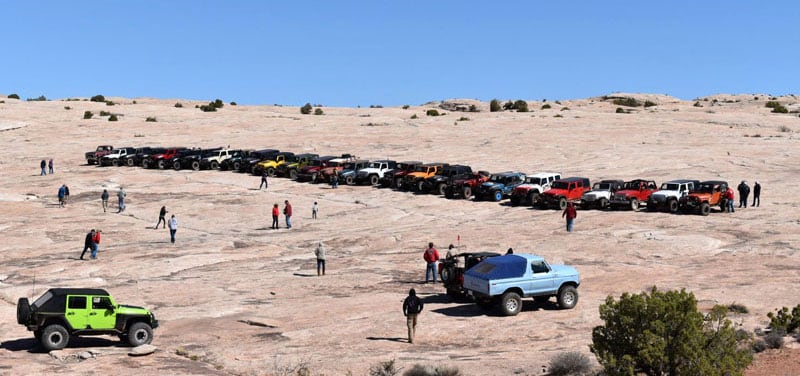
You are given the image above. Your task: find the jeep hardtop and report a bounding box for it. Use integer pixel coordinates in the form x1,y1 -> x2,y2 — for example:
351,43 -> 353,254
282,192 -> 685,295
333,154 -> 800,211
463,254 -> 580,316
296,155 -> 337,182
538,177 -> 591,210
379,161 -> 422,188
401,163 -> 447,191
278,153 -> 319,179
126,147 -> 165,167
253,152 -> 296,176
336,159 -> 371,185
647,179 -> 700,213
17,288 -> 158,351
99,147 -> 136,167
579,179 -> 624,209
609,179 -> 658,211
510,172 -> 562,206
198,148 -> 233,170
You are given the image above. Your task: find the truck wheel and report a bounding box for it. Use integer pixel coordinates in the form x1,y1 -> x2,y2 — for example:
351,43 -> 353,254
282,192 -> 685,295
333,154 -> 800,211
440,268 -> 452,283
558,197 -> 568,210
598,197 -> 608,209
17,298 -> 31,324
191,161 -> 201,171
112,159 -> 120,167
630,198 -> 639,211
266,167 -> 275,177
501,292 -> 522,316
493,191 -> 503,202
233,161 -> 242,171
530,192 -> 541,206
557,286 -> 578,309
462,186 -> 472,199
668,199 -> 679,213
417,181 -> 425,192
127,158 -> 135,167
310,173 -> 318,183
210,161 -> 219,170
346,176 -> 355,185
289,169 -> 298,180
41,324 -> 70,351
700,202 -> 711,216
369,175 -> 379,185
394,178 -> 403,189
127,322 -> 153,347
173,161 -> 182,170
437,183 -> 447,196
158,160 -> 166,169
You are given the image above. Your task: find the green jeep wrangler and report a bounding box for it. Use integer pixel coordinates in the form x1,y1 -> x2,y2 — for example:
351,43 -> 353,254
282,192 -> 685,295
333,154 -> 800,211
16,288 -> 158,351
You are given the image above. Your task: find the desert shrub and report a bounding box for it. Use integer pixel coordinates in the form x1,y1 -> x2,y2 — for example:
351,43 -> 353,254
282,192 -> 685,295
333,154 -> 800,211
132,100 -> 137,104
7,93 -> 20,99
369,359 -> 399,376
489,99 -> 501,112
99,110 -> 111,116
403,364 -> 462,376
300,103 -> 312,115
767,305 -> 800,333
410,114 -> 418,119
468,104 -> 478,112
513,100 -> 529,112
771,105 -> 788,113
108,114 -> 118,121
27,95 -> 47,101
402,105 -> 410,109
727,303 -> 749,314
615,107 -> 626,114
591,287 -> 752,376
612,97 -> 641,107
539,103 -> 550,110
370,104 -> 383,108
779,125 -> 791,132
795,332 -> 800,343
90,94 -> 105,102
64,106 -> 71,110
426,109 -> 440,116
314,108 -> 324,115
230,101 -> 237,106
458,117 -> 470,121
555,100 -> 561,105
106,100 -> 116,106
554,114 -> 563,118
734,329 -> 752,342
213,99 -> 224,108
765,101 -> 781,108
644,100 -> 657,107
764,330 -> 785,349
694,101 -> 703,107
146,117 -> 157,122
502,100 -> 514,110
83,111 -> 93,119
174,102 -> 183,108
752,339 -> 768,353
548,351 -> 593,376
561,107 -> 570,111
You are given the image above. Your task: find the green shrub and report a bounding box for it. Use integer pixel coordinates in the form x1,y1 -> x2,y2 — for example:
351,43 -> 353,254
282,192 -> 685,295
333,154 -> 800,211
403,364 -> 462,376
591,287 -> 752,376
457,117 -> 470,121
644,100 -> 657,107
370,104 -> 383,108
772,105 -> 788,113
402,105 -> 410,109
105,100 -> 115,106
108,114 -> 118,121
230,101 -> 237,106
200,104 -> 217,112
83,111 -> 93,119
767,305 -> 800,333
468,104 -> 478,112
174,102 -> 183,108
694,101 -> 703,107
489,99 -> 501,112
64,106 -> 71,110
727,303 -> 749,314
426,109 -> 440,116
502,100 -> 514,110
99,110 -> 111,116
752,339 -> 768,353
554,114 -> 563,118
146,117 -> 157,122
612,97 -> 641,107
213,99 -> 224,109
560,107 -> 570,111
765,100 -> 781,108
513,100 -> 529,112
615,107 -> 626,114
410,114 -> 418,119
764,331 -> 785,349
90,94 -> 105,102
300,103 -> 312,115
132,100 -> 137,104
7,93 -> 20,99
541,103 -> 551,110
369,359 -> 398,376
314,108 -> 324,115
548,351 -> 593,376
27,95 -> 47,101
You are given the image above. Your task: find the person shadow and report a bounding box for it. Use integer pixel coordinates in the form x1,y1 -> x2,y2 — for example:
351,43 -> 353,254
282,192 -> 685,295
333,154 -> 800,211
365,337 -> 407,343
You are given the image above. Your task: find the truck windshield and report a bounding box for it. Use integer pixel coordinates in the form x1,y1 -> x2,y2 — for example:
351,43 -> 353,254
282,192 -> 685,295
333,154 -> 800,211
551,181 -> 569,189
661,183 -> 679,190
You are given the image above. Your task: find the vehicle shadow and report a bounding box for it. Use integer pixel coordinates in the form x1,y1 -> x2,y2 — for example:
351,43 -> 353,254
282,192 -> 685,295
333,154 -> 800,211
1,336 -> 122,353
431,304 -> 487,317
292,273 -> 317,278
365,336 -> 408,343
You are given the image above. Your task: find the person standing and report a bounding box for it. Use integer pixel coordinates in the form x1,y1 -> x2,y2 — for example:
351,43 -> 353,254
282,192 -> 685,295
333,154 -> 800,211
40,160 -> 47,176
562,202 -> 577,232
100,189 -> 109,212
271,203 -> 280,229
90,230 -> 101,259
737,180 -> 750,208
423,242 -> 440,283
117,187 -> 126,213
315,242 -> 326,276
156,206 -> 168,229
168,215 -> 178,244
752,181 -> 761,207
259,171 -> 268,190
63,185 -> 70,206
331,174 -> 339,189
402,288 -> 424,344
80,229 -> 95,260
724,186 -> 735,213
284,200 -> 293,229
48,159 -> 54,174
312,202 -> 318,219
57,184 -> 66,207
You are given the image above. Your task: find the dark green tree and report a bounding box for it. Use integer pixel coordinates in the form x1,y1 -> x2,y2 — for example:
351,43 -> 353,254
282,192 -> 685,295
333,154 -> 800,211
90,94 -> 105,102
502,100 -> 514,110
490,99 -> 501,112
591,287 -> 752,376
513,100 -> 529,112
300,103 -> 313,115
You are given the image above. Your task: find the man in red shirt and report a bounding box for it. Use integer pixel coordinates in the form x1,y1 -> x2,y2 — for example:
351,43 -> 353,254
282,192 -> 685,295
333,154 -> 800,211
284,200 -> 293,229
91,230 -> 102,259
724,186 -> 735,213
271,204 -> 280,229
423,242 -> 440,283
562,202 -> 577,232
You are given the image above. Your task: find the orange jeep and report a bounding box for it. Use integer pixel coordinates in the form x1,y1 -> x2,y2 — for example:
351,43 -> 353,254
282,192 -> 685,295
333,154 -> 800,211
401,163 -> 448,191
678,180 -> 728,216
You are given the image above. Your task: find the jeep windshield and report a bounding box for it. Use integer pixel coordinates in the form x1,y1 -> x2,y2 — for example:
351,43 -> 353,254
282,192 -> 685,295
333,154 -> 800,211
526,177 -> 544,185
551,181 -> 570,189
695,183 -> 716,193
593,183 -> 613,190
413,165 -> 430,173
488,175 -> 508,183
660,183 -> 680,190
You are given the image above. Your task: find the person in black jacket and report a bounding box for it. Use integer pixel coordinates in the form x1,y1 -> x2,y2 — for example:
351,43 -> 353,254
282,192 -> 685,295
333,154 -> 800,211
402,288 -> 424,344
737,180 -> 750,208
156,206 -> 168,229
80,229 -> 95,260
752,181 -> 761,207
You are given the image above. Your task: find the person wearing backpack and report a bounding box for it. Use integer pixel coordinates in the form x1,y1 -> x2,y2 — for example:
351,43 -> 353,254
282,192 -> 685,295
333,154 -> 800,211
402,288 -> 424,344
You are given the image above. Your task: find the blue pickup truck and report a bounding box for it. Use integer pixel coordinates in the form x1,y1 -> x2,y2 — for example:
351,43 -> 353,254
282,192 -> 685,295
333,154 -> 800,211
463,254 -> 580,316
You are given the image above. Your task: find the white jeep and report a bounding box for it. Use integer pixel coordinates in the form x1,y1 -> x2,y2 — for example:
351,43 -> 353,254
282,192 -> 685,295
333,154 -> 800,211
353,160 -> 397,185
198,148 -> 232,170
647,179 -> 700,213
509,172 -> 561,206
580,180 -> 624,209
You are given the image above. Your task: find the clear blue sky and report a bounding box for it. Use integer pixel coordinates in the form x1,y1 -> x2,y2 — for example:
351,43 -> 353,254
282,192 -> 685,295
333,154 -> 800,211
2,1 -> 797,107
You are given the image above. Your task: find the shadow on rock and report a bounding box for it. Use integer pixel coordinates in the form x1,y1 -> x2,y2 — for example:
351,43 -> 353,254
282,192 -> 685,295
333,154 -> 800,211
365,336 -> 407,343
0,338 -> 42,353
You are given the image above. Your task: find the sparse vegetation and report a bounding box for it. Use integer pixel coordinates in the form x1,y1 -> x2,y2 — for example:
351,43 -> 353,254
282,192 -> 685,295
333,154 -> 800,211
612,97 -> 641,107
457,117 -> 470,121
502,100 -> 514,111
410,114 -> 418,119
105,100 -> 115,106
752,339 -> 768,353
767,304 -> 800,334
300,103 -> 313,115
64,106 -> 71,110
560,107 -> 570,111
644,100 -> 657,107
108,114 -> 118,122
489,99 -> 501,112
83,111 -> 93,119
99,110 -> 111,116
554,114 -> 563,118
369,359 -> 399,376
402,105 -> 410,109
403,364 -> 462,376
90,95 -> 105,102
779,125 -> 791,132
727,303 -> 749,314
513,100 -> 529,112
370,105 -> 383,108
765,101 -> 788,113
174,102 -> 183,108
468,104 -> 478,112
547,351 -> 593,376
7,93 -> 20,99
541,103 -> 551,110
146,117 -> 157,122
314,108 -> 324,115
694,101 -> 703,107
230,101 -> 237,106
27,95 -> 47,101
426,109 -> 440,116
764,330 -> 785,349
615,107 -> 626,114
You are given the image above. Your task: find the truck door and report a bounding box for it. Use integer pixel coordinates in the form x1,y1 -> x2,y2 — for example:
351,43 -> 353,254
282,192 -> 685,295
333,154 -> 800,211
528,262 -> 555,294
65,295 -> 89,330
89,296 -> 117,329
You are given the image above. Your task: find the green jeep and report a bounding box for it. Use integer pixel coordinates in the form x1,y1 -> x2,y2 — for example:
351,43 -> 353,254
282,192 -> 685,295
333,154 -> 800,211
16,288 -> 158,351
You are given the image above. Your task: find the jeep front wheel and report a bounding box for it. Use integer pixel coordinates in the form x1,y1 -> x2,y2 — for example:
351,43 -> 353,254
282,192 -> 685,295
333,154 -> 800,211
492,190 -> 503,202
630,198 -> 639,211
530,192 -> 541,206
346,176 -> 355,185
127,158 -> 136,167
210,161 -> 219,170
598,197 -> 609,209
41,324 -> 70,351
437,183 -> 447,196
700,202 -> 711,216
557,285 -> 578,309
266,167 -> 275,177
157,160 -> 166,169
417,181 -> 425,192
501,292 -> 522,316
233,161 -> 242,171
191,161 -> 201,171
558,197 -> 568,210
369,175 -> 379,185
127,322 -> 153,347
112,159 -> 120,167
17,298 -> 31,324
668,199 -> 679,213
394,178 -> 403,189
173,161 -> 181,170
462,186 -> 472,199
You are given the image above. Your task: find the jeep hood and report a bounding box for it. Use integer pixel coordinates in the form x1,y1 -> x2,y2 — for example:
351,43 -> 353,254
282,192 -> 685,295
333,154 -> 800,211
116,304 -> 151,315
481,182 -> 505,190
543,189 -> 568,196
549,264 -> 579,279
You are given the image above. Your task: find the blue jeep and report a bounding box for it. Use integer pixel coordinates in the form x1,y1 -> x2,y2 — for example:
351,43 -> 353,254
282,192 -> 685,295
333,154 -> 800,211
475,172 -> 527,201
463,254 -> 580,316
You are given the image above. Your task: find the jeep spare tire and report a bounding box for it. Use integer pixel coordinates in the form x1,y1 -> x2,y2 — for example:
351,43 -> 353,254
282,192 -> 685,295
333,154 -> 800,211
557,285 -> 578,309
501,292 -> 522,316
41,324 -> 70,351
127,322 -> 154,347
17,298 -> 31,324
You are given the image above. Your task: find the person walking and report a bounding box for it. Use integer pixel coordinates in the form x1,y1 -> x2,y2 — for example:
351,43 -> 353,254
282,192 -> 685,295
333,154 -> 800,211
402,288 -> 424,344
737,180 -> 750,208
331,174 -> 339,189
423,242 -> 440,283
271,203 -> 280,229
259,171 -> 268,190
724,186 -> 735,213
117,187 -> 126,213
562,202 -> 577,232
168,215 -> 178,244
57,184 -> 66,207
48,159 -> 54,174
90,230 -> 101,259
284,200 -> 293,229
40,159 -> 47,176
101,189 -> 109,212
315,242 -> 327,276
80,229 -> 95,260
63,185 -> 70,206
752,181 -> 761,207
156,206 -> 168,229
312,202 -> 318,219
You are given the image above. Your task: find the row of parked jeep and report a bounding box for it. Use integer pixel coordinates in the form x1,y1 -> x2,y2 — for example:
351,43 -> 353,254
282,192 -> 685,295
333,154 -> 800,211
85,145 -> 730,215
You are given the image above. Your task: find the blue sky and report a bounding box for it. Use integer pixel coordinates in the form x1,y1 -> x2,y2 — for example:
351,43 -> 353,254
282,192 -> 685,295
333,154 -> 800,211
2,1 -> 797,107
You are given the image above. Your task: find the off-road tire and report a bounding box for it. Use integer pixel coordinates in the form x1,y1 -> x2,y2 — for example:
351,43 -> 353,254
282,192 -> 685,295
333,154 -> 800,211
501,292 -> 522,316
233,161 -> 242,171
493,190 -> 503,202
346,176 -> 354,185
462,186 -> 472,199
394,178 -> 403,189
440,268 -> 452,283
158,160 -> 167,169
436,183 -> 447,196
369,175 -> 379,185
630,198 -> 639,211
41,324 -> 70,351
210,161 -> 219,170
668,199 -> 679,213
557,285 -> 578,309
598,197 -> 608,209
530,192 -> 541,206
127,322 -> 153,347
700,202 -> 711,216
266,167 -> 275,177
417,181 -> 425,192
558,197 -> 568,210
112,159 -> 120,167
191,161 -> 201,171
127,158 -> 136,167
289,169 -> 298,180
17,298 -> 30,324
172,160 -> 181,170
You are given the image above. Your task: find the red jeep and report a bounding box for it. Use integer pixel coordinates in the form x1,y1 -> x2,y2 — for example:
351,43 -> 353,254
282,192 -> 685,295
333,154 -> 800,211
142,147 -> 186,169
609,179 -> 658,211
538,177 -> 591,210
444,171 -> 491,199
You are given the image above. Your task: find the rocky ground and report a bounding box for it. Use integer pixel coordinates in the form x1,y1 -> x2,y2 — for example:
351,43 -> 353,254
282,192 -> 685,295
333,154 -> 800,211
0,94 -> 799,375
